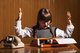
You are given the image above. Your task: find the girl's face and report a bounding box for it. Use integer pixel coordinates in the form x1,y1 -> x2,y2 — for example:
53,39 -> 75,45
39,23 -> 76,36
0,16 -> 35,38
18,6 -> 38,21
39,20 -> 51,29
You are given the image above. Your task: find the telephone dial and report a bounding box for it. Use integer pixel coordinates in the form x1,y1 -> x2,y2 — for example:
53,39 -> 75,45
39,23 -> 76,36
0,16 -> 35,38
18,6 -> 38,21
0,35 -> 24,48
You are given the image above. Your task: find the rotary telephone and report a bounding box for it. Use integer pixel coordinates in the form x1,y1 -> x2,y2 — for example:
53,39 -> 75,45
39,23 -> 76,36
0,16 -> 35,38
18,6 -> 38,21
0,35 -> 18,48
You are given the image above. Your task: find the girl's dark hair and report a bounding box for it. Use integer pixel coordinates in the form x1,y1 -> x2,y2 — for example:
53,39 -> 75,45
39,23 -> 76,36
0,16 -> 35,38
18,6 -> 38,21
37,8 -> 52,22
36,8 -> 52,28
32,8 -> 52,37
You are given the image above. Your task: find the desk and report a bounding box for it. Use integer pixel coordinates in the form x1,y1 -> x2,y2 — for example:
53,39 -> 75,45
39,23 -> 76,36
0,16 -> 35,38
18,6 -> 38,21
0,44 -> 80,53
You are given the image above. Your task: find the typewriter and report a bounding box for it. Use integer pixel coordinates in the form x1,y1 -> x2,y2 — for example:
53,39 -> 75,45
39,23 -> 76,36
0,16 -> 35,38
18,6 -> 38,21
30,38 -> 77,47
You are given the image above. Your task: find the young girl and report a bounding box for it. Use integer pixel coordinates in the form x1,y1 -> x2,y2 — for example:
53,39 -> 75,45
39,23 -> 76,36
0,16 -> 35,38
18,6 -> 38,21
15,8 -> 74,38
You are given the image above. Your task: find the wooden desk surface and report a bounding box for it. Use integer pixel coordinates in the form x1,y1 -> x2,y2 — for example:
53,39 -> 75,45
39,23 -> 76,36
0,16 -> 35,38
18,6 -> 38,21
0,44 -> 80,53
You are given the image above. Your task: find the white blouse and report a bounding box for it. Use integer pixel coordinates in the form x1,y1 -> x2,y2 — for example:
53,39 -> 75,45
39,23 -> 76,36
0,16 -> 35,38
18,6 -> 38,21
15,20 -> 74,38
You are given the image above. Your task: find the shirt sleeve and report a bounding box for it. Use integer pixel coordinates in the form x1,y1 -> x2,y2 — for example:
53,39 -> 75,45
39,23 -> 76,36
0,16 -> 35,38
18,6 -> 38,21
15,20 -> 31,38
56,20 -> 74,38
65,20 -> 74,37
56,28 -> 65,38
16,20 -> 22,29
